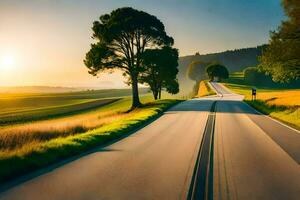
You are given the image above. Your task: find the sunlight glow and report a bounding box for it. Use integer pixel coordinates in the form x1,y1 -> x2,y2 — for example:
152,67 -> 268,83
1,54 -> 15,71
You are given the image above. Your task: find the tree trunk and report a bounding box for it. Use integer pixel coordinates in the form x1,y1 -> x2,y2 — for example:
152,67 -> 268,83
151,87 -> 158,100
158,86 -> 162,99
151,84 -> 158,100
131,75 -> 141,109
153,91 -> 158,100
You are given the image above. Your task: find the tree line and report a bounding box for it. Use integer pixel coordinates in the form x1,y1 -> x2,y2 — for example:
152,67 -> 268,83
84,7 -> 179,109
186,45 -> 265,72
259,0 -> 300,83
188,0 -> 299,88
243,66 -> 300,88
188,61 -> 229,82
187,61 -> 229,94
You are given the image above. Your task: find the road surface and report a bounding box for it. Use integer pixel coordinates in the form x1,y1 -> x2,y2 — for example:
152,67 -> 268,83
0,96 -> 217,200
0,82 -> 299,200
211,82 -> 300,200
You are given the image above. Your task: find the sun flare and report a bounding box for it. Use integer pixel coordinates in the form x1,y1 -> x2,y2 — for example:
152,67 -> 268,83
1,54 -> 15,70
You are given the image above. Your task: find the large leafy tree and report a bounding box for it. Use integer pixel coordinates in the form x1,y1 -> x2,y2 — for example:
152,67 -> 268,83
206,63 -> 229,81
84,7 -> 174,109
140,46 -> 179,100
187,61 -> 209,82
259,0 -> 300,82
187,61 -> 210,96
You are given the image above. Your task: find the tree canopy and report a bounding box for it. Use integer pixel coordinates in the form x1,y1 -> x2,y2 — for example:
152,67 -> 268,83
259,0 -> 300,83
84,7 -> 174,109
187,61 -> 209,82
140,46 -> 179,99
244,67 -> 273,85
206,63 -> 229,81
244,66 -> 300,88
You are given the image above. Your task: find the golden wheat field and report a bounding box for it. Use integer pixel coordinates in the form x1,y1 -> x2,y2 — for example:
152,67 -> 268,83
224,83 -> 300,107
224,83 -> 300,130
0,97 -> 154,152
197,81 -> 216,97
255,90 -> 300,107
0,108 -> 126,151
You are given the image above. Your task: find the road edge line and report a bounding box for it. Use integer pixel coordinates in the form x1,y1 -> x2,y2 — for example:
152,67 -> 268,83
219,82 -> 300,133
242,101 -> 300,133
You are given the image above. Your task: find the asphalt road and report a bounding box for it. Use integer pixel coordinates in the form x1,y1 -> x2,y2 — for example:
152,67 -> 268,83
0,97 -> 217,200
1,82 -> 299,200
211,82 -> 300,200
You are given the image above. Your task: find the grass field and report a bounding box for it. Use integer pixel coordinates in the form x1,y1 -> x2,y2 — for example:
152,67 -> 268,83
197,80 -> 216,97
0,92 -> 180,183
223,74 -> 300,130
0,88 -> 148,125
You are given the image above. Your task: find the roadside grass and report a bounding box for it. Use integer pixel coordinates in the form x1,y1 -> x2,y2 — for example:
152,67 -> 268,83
197,80 -> 216,97
223,82 -> 300,130
0,97 -> 149,151
0,96 -> 181,183
0,88 -> 149,125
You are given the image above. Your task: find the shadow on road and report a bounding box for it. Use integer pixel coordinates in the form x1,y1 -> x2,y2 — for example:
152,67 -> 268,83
167,99 -> 260,115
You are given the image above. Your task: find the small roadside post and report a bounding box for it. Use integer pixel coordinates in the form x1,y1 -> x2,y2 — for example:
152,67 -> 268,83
251,88 -> 257,101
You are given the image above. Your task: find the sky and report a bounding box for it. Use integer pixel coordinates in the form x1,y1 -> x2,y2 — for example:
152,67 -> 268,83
0,0 -> 284,88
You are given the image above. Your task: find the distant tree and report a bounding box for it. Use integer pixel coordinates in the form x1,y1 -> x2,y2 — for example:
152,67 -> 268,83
187,61 -> 209,82
259,0 -> 300,83
206,63 -> 229,81
140,46 -> 179,100
195,52 -> 200,56
244,67 -> 260,83
244,66 -> 300,87
243,67 -> 272,85
84,7 -> 174,109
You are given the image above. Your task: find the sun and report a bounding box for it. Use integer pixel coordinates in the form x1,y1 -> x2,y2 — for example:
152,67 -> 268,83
1,54 -> 15,70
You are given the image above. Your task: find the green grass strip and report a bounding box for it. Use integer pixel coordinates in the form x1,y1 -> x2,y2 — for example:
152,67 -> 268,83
0,99 -> 181,184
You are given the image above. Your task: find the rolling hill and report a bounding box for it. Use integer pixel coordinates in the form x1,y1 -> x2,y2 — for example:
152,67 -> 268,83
177,45 -> 265,96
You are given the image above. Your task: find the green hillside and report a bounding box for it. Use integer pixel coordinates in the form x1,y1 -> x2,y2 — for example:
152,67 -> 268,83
177,45 -> 265,96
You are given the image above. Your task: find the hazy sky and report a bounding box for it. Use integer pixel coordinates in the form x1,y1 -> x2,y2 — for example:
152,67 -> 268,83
0,0 -> 284,88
